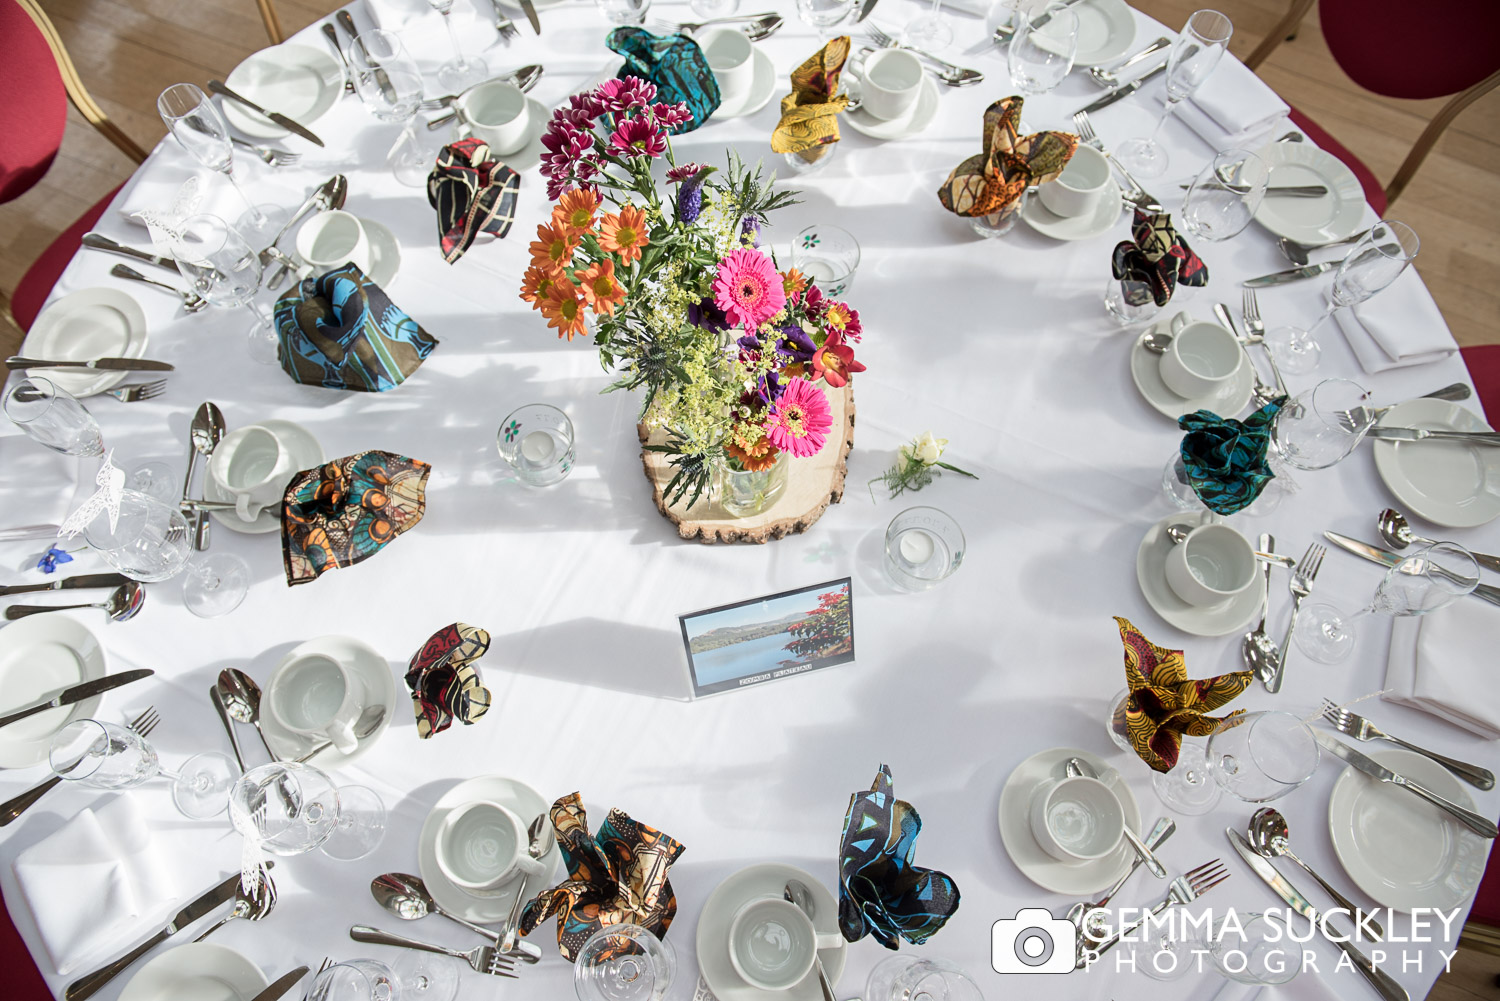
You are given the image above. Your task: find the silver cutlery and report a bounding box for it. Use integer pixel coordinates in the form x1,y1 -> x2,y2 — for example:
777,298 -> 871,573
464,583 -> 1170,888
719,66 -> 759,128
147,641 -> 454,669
1089,37 -> 1171,87
8,352 -> 174,372
81,232 -> 177,272
207,80 -> 325,147
500,814 -> 551,957
1241,260 -> 1338,288
263,174 -> 347,289
1164,524 -> 1292,567
231,136 -> 302,167
334,10 -> 394,105
652,11 -> 780,33
1214,301 -> 1275,403
1278,229 -> 1369,267
1247,807 -> 1383,938
1314,732 -> 1498,839
193,869 -> 277,942
6,582 -> 146,622
211,687 -> 247,771
1366,426 -> 1500,446
184,402 -> 225,551
0,524 -> 61,543
783,880 -> 836,1001
0,572 -> 131,597
1378,507 -> 1500,574
1066,817 -> 1175,939
1265,543 -> 1323,694
1065,758 -> 1166,877
106,380 -> 168,403
248,965 -> 309,1001
0,669 -> 153,729
991,0 -> 1090,43
1242,533 -> 1280,684
1322,531 -> 1500,607
0,707 -> 159,826
485,0 -> 521,38
856,0 -> 879,22
518,0 -> 541,33
1071,111 -> 1161,213
1078,859 -> 1228,966
420,64 -> 545,110
109,263 -> 208,311
320,23 -> 357,94
1332,383 -> 1471,432
865,24 -> 983,87
1180,181 -> 1329,197
349,925 -> 519,978
1073,62 -> 1166,116
217,669 -> 280,762
1239,289 -> 1287,400
1321,699 -> 1495,790
371,872 -> 543,964
292,704 -> 387,764
1228,828 -> 1407,1001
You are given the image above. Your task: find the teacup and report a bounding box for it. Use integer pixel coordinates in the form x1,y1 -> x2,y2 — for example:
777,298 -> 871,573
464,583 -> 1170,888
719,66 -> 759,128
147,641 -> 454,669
266,651 -> 369,755
208,425 -> 296,523
294,210 -> 371,278
859,48 -> 924,122
433,800 -> 548,893
1165,522 -> 1258,607
1029,775 -> 1124,863
457,80 -> 532,157
700,28 -> 755,104
727,896 -> 842,991
1159,315 -> 1244,399
1038,144 -> 1110,219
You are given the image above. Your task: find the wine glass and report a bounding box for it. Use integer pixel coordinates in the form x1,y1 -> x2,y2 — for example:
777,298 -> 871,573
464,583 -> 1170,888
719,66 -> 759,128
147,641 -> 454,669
866,956 -> 983,1001
1007,4 -> 1079,95
4,377 -> 104,456
1207,710 -> 1319,803
795,0 -> 856,37
1206,913 -> 1300,986
1297,542 -> 1479,664
157,84 -> 284,245
169,213 -> 279,365
904,0 -> 954,51
309,959 -> 457,1001
49,718 -> 239,819
425,0 -> 487,93
83,489 -> 193,582
349,31 -> 429,188
1116,9 -> 1233,178
1108,689 -> 1222,814
229,761 -> 387,863
1270,378 -> 1374,470
574,924 -> 675,1001
1265,219 -> 1419,374
1181,149 -> 1268,242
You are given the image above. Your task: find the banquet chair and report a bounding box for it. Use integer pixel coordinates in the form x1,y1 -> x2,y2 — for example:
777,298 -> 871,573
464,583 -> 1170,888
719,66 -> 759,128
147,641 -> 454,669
256,0 -> 287,43
1243,0 -> 1500,213
1462,345 -> 1499,425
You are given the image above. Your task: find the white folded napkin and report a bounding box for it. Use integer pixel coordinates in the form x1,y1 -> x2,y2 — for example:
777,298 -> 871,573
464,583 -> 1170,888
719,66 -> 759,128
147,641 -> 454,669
1169,58 -> 1290,151
945,0 -> 998,17
0,434 -> 80,538
1333,270 -> 1458,374
114,142 -> 304,240
1383,601 -> 1500,739
12,796 -> 180,975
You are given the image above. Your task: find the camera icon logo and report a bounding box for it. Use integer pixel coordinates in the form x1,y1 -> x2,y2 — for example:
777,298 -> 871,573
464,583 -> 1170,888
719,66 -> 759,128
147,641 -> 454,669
992,908 -> 1077,975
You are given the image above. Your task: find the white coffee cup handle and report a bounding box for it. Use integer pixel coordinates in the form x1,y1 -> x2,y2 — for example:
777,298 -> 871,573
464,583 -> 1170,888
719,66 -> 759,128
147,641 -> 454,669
235,493 -> 261,523
1170,311 -> 1191,334
325,718 -> 360,755
813,931 -> 843,951
514,853 -> 548,877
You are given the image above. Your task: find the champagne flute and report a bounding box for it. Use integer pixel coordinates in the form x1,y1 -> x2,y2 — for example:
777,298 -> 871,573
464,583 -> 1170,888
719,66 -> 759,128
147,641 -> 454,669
426,0 -> 487,92
157,84 -> 285,244
350,31 -> 429,188
1115,9 -> 1233,179
169,213 -> 279,365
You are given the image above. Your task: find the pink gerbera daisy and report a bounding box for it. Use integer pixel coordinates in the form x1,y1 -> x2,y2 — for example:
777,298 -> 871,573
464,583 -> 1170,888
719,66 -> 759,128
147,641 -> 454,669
765,378 -> 832,457
609,117 -> 666,158
713,248 -> 787,331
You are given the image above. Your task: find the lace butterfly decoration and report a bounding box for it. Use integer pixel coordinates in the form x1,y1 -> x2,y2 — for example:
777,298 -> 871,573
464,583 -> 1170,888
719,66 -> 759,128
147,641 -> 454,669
133,175 -> 204,256
58,450 -> 124,539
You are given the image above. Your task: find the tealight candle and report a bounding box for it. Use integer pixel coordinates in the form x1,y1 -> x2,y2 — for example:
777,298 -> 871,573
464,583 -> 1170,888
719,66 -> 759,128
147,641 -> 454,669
521,431 -> 555,463
800,260 -> 838,283
898,528 -> 935,565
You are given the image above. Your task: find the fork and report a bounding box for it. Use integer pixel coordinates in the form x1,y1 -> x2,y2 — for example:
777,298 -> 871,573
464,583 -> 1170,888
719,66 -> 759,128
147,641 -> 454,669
106,380 -> 167,403
1240,289 -> 1288,400
1320,699 -> 1495,789
350,926 -> 518,978
486,0 -> 520,38
1077,859 -> 1230,966
0,707 -> 160,826
1071,111 -> 1161,213
231,137 -> 301,168
1265,544 -> 1324,694
1331,383 -> 1473,434
110,265 -> 208,313
865,25 -> 984,86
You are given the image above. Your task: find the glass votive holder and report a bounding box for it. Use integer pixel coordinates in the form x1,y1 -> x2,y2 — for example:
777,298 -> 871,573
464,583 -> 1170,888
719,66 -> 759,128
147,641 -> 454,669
883,506 -> 964,591
691,0 -> 739,16
968,195 -> 1026,239
792,223 -> 859,298
1105,278 -> 1163,326
497,404 -> 575,487
782,145 -> 837,176
597,0 -> 650,24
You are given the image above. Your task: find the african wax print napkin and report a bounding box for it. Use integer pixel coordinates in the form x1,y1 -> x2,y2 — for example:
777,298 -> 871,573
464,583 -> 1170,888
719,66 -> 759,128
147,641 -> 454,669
518,793 -> 685,961
1333,270 -> 1457,374
1111,209 -> 1209,307
1384,602 -> 1500,739
838,765 -> 960,949
274,264 -> 437,392
427,138 -> 520,264
406,622 -> 492,738
281,450 -> 430,586
936,95 -> 1078,218
606,28 -> 720,133
1178,398 -> 1284,515
1111,617 -> 1253,772
770,37 -> 851,161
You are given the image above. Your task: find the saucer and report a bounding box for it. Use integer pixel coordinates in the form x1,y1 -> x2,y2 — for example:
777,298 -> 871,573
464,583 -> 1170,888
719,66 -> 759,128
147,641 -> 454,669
0,616 -> 106,768
714,48 -> 777,119
997,747 -> 1141,895
1021,177 -> 1124,241
1372,398 -> 1500,528
221,44 -> 344,142
843,73 -> 940,141
457,98 -> 547,174
22,288 -> 148,397
203,419 -> 323,533
117,943 -> 267,1001
418,775 -> 563,924
1128,327 -> 1254,421
1136,512 -> 1262,637
361,218 -> 401,287
259,635 -> 398,767
696,862 -> 848,1001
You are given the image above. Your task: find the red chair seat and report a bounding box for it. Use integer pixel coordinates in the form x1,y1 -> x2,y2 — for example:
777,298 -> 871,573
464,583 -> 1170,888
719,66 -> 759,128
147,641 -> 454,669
10,183 -> 123,332
0,888 -> 49,1001
1462,344 -> 1500,426
1288,107 -> 1389,217
0,1 -> 68,205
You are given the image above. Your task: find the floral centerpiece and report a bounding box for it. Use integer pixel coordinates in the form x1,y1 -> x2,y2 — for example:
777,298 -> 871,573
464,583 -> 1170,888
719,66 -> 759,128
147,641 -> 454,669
520,75 -> 867,513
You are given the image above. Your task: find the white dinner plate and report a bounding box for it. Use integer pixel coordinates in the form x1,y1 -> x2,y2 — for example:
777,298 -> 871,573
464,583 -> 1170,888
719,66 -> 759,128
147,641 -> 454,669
0,615 -> 107,768
221,45 -> 345,141
696,862 -> 848,1001
843,73 -> 940,141
1251,143 -> 1365,245
1327,746 -> 1487,912
417,775 -> 562,924
259,635 -> 398,767
1136,512 -> 1262,637
1128,322 -> 1254,421
203,420 -> 323,534
1372,398 -> 1500,529
1021,177 -> 1124,241
117,943 -> 267,1001
997,746 -> 1141,895
22,288 -> 149,397
714,47 -> 776,120
1073,0 -> 1137,67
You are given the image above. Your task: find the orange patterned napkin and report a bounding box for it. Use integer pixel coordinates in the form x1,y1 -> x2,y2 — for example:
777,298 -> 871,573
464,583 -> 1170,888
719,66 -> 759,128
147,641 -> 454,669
936,95 -> 1078,218
771,37 -> 851,158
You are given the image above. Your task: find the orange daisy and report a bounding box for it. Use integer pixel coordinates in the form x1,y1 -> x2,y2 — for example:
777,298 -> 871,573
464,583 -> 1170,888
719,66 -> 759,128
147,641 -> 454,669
597,205 -> 650,264
519,264 -> 556,306
529,220 -> 579,273
552,189 -> 601,234
539,275 -> 589,341
725,430 -> 779,472
781,268 -> 808,298
577,259 -> 626,316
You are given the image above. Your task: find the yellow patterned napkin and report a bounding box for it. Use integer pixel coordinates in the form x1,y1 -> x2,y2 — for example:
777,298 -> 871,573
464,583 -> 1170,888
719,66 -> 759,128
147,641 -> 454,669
771,37 -> 851,160
936,95 -> 1078,218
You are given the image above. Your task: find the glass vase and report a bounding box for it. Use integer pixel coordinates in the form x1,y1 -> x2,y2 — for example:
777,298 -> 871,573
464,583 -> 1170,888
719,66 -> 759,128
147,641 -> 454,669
968,193 -> 1026,239
714,453 -> 788,517
1105,277 -> 1163,326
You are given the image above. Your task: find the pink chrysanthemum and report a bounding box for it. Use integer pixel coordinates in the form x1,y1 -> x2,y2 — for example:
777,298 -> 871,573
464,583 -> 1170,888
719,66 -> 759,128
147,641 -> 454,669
651,102 -> 693,130
667,161 -> 705,183
595,76 -> 657,113
713,248 -> 787,331
765,378 -> 832,458
609,117 -> 666,158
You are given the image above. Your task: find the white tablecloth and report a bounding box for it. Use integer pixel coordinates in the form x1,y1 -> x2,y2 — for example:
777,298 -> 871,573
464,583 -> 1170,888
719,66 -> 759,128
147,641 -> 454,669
2,2 -> 1494,999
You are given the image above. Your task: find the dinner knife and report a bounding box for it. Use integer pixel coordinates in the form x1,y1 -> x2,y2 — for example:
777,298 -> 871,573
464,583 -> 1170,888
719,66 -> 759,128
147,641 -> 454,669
7,356 -> 174,372
0,669 -> 154,729
1322,532 -> 1500,607
1028,0 -> 1089,31
1227,828 -> 1408,1001
856,0 -> 879,22
81,233 -> 177,272
0,572 -> 131,597
0,525 -> 60,543
1178,183 -> 1329,197
336,10 -> 396,103
249,966 -> 311,1001
1241,261 -> 1338,287
1313,732 -> 1499,839
206,80 -> 325,147
1366,426 -> 1500,446
1073,62 -> 1166,116
519,0 -> 541,34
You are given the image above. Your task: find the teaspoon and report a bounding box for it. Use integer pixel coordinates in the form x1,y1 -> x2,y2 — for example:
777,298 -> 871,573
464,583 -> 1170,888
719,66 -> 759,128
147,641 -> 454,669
5,582 -> 145,622
1377,508 -> 1500,573
1248,808 -> 1383,939
371,872 -> 542,963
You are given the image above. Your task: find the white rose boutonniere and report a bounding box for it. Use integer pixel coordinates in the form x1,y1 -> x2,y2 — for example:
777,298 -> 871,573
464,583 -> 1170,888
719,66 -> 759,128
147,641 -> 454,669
873,431 -> 977,500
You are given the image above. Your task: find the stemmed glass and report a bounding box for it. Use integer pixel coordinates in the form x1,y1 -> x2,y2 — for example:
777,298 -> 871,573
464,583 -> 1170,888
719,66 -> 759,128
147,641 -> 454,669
904,0 -> 954,50
350,31 -> 429,188
49,718 -> 239,819
229,761 -> 387,864
1116,9 -> 1233,178
1270,378 -> 1374,470
795,0 -> 856,38
1108,689 -> 1222,815
1266,219 -> 1420,374
425,0 -> 487,93
1007,4 -> 1079,95
169,213 -> 279,365
1206,710 -> 1320,803
866,956 -> 983,1001
1297,543 -> 1479,663
1180,149 -> 1268,242
157,84 -> 284,245
574,924 -> 676,1001
309,959 -> 457,1001
4,377 -> 104,456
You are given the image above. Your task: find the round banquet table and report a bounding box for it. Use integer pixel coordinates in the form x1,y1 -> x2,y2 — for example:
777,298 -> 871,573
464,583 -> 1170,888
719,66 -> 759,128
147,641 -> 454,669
1,2 -> 1495,999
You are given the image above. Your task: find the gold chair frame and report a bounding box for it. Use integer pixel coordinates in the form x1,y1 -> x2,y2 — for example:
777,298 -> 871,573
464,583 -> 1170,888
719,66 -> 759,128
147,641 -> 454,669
256,0 -> 286,43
